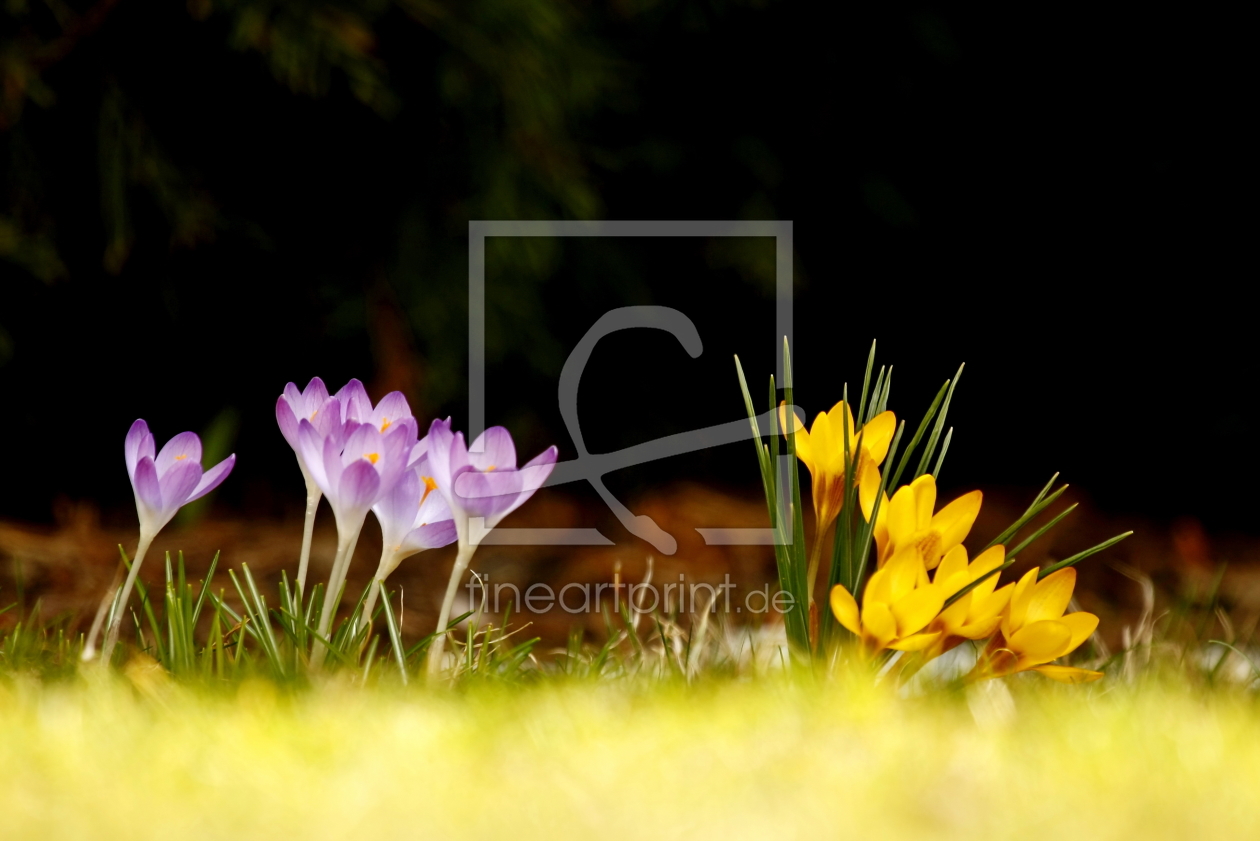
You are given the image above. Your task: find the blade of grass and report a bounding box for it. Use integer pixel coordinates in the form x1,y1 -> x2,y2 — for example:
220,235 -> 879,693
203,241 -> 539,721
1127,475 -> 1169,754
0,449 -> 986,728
378,586 -> 408,685
914,363 -> 963,480
1039,531 -> 1134,578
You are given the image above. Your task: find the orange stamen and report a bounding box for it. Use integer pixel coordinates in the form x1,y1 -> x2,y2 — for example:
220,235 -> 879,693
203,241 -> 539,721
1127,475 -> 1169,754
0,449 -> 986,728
366,453 -> 380,465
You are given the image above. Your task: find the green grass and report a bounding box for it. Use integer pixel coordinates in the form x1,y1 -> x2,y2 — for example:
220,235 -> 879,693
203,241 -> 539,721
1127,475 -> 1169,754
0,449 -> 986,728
3,671 -> 1258,839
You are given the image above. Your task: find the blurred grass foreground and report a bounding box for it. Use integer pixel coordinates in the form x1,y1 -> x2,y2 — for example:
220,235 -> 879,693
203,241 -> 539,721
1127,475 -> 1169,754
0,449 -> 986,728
4,673 -> 1258,840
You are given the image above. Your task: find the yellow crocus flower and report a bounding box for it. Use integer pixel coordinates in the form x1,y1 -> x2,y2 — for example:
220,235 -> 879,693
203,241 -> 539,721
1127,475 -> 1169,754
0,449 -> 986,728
781,400 -> 896,534
896,545 -> 1014,681
861,473 -> 982,570
830,545 -> 945,656
965,566 -> 1103,684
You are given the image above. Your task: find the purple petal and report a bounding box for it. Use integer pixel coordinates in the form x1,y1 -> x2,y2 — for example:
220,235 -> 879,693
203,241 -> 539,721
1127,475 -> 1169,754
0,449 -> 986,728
155,431 -> 203,476
335,378 -> 372,422
302,376 -> 329,406
342,423 -> 383,465
373,469 -> 421,545
187,454 -> 235,503
417,485 -> 453,525
451,467 -> 522,521
297,420 -> 332,491
283,381 -> 304,407
519,446 -> 559,492
308,396 -> 342,439
160,459 -> 203,510
276,397 -> 300,450
338,459 -> 382,513
468,426 -> 517,472
401,520 -> 459,552
125,420 -> 155,477
132,456 -> 164,514
320,432 -> 344,498
371,391 -> 414,430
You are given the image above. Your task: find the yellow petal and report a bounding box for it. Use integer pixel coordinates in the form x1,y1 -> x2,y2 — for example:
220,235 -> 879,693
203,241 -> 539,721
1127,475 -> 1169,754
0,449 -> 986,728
862,601 -> 897,649
830,585 -> 861,635
911,474 -> 937,528
890,585 -> 945,637
1005,567 -> 1041,634
859,411 -> 896,464
931,489 -> 982,550
936,545 -> 969,585
828,400 -> 856,444
885,483 -> 920,544
890,630 -> 941,652
1026,568 -> 1076,623
857,460 -> 881,522
936,592 -> 971,635
974,583 -> 1014,623
883,546 -> 923,601
967,545 -> 1006,601
873,494 -> 890,566
1009,619 -> 1073,666
1033,665 -> 1104,683
780,404 -> 812,470
955,615 -> 1002,640
864,567 -> 892,605
1058,611 -> 1100,653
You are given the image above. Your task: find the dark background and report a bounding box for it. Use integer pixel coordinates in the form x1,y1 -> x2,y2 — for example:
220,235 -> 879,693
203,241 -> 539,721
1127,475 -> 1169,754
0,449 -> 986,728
0,1 -> 1252,533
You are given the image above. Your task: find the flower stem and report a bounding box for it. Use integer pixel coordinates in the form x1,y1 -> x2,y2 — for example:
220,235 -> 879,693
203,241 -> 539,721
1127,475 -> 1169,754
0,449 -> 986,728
310,526 -> 362,669
97,531 -> 155,664
427,538 -> 477,679
295,475 -> 322,597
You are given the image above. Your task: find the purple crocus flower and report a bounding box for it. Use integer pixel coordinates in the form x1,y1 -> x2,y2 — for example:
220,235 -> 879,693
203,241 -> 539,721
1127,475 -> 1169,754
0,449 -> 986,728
423,417 -> 556,676
124,419 -> 237,540
297,389 -> 420,666
297,417 -> 416,534
425,418 -> 559,536
336,378 -> 415,435
275,377 -> 348,591
359,456 -> 458,625
89,419 -> 236,662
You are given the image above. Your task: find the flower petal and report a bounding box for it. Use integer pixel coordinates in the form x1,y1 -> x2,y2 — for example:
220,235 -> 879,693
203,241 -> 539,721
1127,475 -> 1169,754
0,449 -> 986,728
374,469 -> 421,547
1005,567 -> 1041,634
338,458 -> 382,514
857,461 -> 882,523
859,410 -> 896,464
1009,619 -> 1074,666
861,601 -> 897,649
159,459 -> 203,511
371,391 -> 413,430
932,489 -> 982,550
889,630 -> 941,652
155,432 -> 203,477
890,585 -> 944,637
469,426 -> 518,472
937,544 -> 970,584
335,378 -> 372,422
1032,665 -> 1104,683
301,376 -> 329,406
186,455 -> 235,503
276,397 -> 300,450
1058,611 -> 1100,654
1026,568 -> 1076,624
830,585 -> 861,635
125,419 -> 155,477
779,402 -> 812,467
910,475 -> 937,528
131,456 -> 164,515
401,519 -> 459,552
